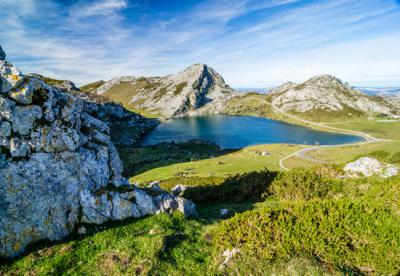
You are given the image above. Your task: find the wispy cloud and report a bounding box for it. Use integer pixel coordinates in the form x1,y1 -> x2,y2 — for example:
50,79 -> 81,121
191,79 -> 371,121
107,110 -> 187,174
0,0 -> 399,86
71,0 -> 128,17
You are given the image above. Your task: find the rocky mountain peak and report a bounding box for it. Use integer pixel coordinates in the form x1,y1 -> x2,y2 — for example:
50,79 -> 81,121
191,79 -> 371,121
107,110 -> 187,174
305,74 -> 345,87
0,45 -> 5,60
93,63 -> 234,118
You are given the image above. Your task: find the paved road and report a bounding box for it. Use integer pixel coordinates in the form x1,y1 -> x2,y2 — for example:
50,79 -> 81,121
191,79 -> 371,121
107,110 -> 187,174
271,104 -> 383,171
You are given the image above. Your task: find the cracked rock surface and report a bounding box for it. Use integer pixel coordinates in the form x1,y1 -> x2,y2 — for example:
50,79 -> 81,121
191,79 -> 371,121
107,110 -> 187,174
0,47 -> 197,258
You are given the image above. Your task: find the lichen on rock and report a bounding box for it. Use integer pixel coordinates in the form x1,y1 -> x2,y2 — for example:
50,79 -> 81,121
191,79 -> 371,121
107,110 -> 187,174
0,46 -> 197,258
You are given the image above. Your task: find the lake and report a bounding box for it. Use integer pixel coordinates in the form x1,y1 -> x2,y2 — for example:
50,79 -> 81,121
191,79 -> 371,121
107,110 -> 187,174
141,115 -> 363,149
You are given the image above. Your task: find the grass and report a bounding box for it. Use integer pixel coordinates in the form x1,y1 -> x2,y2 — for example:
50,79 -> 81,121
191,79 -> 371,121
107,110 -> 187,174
285,141 -> 400,169
0,213 -> 216,275
3,167 -> 399,275
221,93 -> 278,119
99,80 -> 163,118
213,169 -> 400,275
327,120 -> 400,140
79,80 -> 105,93
128,143 -> 307,185
174,82 -> 187,95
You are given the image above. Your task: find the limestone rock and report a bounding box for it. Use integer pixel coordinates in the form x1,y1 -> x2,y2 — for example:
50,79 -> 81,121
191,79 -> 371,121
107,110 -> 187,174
0,96 -> 15,120
11,105 -> 42,135
146,181 -> 163,193
171,184 -> 188,196
77,226 -> 87,235
9,138 -> 30,157
344,157 -> 399,178
0,121 -> 11,137
0,48 -> 197,258
220,208 -> 229,217
8,77 -> 42,104
0,60 -> 24,93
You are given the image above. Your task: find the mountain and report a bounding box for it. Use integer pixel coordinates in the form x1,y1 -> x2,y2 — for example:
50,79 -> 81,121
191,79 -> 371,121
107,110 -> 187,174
380,93 -> 400,109
268,75 -> 399,119
86,64 -> 235,118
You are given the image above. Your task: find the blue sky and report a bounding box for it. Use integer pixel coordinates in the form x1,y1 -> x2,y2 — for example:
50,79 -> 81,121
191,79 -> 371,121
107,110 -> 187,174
1,0 -> 399,87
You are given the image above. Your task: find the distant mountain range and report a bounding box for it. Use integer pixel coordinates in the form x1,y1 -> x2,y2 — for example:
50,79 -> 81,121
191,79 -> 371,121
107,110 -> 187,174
81,66 -> 400,120
357,87 -> 400,96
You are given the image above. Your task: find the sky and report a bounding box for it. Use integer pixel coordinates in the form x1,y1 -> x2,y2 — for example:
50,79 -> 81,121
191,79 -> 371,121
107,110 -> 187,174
0,0 -> 399,87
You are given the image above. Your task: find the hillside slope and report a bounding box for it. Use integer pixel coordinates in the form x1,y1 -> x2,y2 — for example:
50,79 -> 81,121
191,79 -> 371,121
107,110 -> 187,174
89,64 -> 234,118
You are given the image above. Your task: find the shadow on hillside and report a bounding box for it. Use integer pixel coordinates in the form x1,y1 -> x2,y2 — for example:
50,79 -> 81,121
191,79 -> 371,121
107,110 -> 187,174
182,170 -> 277,205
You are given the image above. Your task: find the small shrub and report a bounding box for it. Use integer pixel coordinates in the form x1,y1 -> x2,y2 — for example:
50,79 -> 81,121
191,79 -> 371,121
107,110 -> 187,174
352,150 -> 390,163
388,152 -> 400,164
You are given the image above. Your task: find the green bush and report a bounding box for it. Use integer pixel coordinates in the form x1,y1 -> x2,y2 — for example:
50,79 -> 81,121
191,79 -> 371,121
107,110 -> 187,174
388,152 -> 400,164
268,167 -> 344,200
353,150 -> 390,162
215,199 -> 400,274
183,170 -> 277,204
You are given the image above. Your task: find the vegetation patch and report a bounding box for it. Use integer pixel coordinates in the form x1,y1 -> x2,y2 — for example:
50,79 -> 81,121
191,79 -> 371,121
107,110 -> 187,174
80,80 -> 105,93
174,82 -> 187,95
215,192 -> 400,274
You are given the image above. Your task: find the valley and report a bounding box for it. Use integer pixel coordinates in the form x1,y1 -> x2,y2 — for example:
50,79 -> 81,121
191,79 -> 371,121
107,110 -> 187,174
3,1 -> 400,274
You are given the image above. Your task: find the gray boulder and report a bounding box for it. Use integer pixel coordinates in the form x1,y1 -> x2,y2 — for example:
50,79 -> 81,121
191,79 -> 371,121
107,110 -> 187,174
0,60 -> 24,94
0,121 -> 11,137
0,49 -> 197,258
344,157 -> 399,178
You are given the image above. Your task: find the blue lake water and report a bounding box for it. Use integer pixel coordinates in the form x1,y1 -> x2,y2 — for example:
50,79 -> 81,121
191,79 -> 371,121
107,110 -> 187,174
141,115 -> 363,149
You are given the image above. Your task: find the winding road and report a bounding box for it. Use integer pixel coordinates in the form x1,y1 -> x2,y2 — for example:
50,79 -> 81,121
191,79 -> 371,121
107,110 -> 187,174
272,104 -> 383,171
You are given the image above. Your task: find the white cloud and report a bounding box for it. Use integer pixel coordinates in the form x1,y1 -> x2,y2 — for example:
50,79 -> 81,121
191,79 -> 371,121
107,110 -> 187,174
72,0 -> 128,17
0,0 -> 399,87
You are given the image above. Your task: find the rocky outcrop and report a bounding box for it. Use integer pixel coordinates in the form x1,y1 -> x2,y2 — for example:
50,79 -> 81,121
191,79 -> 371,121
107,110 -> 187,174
84,102 -> 158,146
269,75 -> 398,116
33,74 -> 159,146
0,45 -> 5,60
344,157 -> 399,178
379,93 -> 400,109
93,64 -> 235,118
0,47 -> 196,258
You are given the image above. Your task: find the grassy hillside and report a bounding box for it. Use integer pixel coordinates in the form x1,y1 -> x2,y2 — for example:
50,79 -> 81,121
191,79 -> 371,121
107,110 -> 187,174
3,167 -> 400,275
99,80 -> 162,118
327,120 -> 400,140
221,93 -> 276,118
125,143 -> 307,186
80,81 -> 105,93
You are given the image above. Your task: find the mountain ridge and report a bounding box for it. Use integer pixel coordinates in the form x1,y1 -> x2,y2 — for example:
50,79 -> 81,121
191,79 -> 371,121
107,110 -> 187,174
268,74 -> 398,118
89,64 -> 235,118
83,69 -> 399,120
